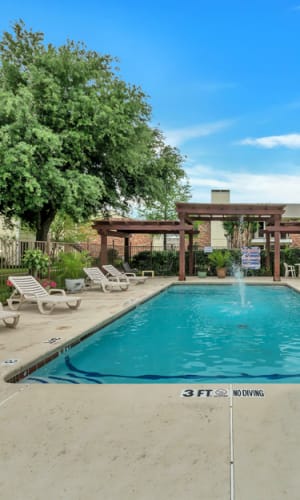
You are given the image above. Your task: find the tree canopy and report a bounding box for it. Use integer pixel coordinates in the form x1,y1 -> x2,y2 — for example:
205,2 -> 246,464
0,21 -> 187,240
138,144 -> 191,249
138,155 -> 191,220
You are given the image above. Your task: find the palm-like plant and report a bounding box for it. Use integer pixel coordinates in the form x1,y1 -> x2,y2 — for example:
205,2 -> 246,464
208,250 -> 231,278
208,250 -> 231,269
56,251 -> 92,281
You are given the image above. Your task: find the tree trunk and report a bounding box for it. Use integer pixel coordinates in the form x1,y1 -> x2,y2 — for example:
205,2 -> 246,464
36,211 -> 56,242
163,233 -> 167,251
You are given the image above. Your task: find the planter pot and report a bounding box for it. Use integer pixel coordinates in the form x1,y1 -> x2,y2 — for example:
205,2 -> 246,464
65,278 -> 85,293
197,271 -> 207,278
216,267 -> 226,279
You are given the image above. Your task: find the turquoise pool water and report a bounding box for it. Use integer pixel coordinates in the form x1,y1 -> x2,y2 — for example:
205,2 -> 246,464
22,285 -> 300,384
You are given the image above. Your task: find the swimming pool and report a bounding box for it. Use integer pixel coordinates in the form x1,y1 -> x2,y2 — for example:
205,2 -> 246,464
20,284 -> 300,384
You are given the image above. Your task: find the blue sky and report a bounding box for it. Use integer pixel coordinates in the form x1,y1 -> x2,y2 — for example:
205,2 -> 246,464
1,0 -> 300,203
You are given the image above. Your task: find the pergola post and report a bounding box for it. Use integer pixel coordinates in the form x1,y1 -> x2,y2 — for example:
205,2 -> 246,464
273,215 -> 281,281
124,236 -> 130,263
265,232 -> 271,270
100,231 -> 108,267
188,233 -> 193,275
179,218 -> 186,280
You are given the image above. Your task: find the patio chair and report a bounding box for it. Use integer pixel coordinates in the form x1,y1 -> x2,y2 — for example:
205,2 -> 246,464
0,302 -> 20,328
283,262 -> 296,278
102,264 -> 148,284
122,262 -> 139,274
7,276 -> 81,315
83,267 -> 129,292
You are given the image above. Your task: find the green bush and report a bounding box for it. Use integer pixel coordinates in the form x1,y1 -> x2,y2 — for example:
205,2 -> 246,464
131,250 -> 178,275
22,249 -> 49,277
281,247 -> 300,264
55,251 -> 92,286
0,283 -> 12,303
107,248 -> 123,267
131,250 -> 153,270
208,250 -> 231,269
194,251 -> 209,270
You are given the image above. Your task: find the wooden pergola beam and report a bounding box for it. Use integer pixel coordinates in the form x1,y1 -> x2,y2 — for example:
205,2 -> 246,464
93,220 -> 195,234
177,202 -> 286,216
265,225 -> 300,233
178,215 -> 275,223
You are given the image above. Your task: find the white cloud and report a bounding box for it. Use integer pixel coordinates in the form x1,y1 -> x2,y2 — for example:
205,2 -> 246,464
187,164 -> 300,203
185,163 -> 217,176
239,133 -> 300,149
227,172 -> 300,202
164,120 -> 233,147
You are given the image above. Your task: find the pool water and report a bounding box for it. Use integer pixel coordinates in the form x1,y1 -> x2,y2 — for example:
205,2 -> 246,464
22,285 -> 300,384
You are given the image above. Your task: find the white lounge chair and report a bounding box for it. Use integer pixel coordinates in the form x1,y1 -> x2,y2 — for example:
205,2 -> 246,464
83,267 -> 129,292
283,262 -> 296,278
102,264 -> 148,284
0,302 -> 20,328
7,275 -> 81,315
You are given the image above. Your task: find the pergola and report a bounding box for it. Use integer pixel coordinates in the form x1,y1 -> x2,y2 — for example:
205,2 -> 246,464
92,219 -> 196,266
176,202 -> 287,281
93,202 -> 290,281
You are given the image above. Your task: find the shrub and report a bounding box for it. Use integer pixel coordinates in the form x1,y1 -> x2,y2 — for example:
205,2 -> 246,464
55,251 -> 92,285
131,250 -> 178,275
22,249 -> 49,277
208,250 -> 231,269
105,248 -> 123,268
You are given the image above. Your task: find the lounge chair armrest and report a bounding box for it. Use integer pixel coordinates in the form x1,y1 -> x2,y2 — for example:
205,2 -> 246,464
48,288 -> 66,295
124,272 -> 136,277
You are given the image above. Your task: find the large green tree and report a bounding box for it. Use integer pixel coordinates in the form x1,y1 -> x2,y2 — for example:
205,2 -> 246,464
138,140 -> 190,219
138,143 -> 191,248
0,21 -> 186,240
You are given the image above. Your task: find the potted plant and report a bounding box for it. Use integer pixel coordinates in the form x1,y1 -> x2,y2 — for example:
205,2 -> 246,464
197,266 -> 208,278
208,250 -> 231,278
56,251 -> 92,292
195,251 -> 209,278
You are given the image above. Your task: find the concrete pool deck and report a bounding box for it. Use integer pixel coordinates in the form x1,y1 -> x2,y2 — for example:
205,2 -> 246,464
1,276 -> 300,499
